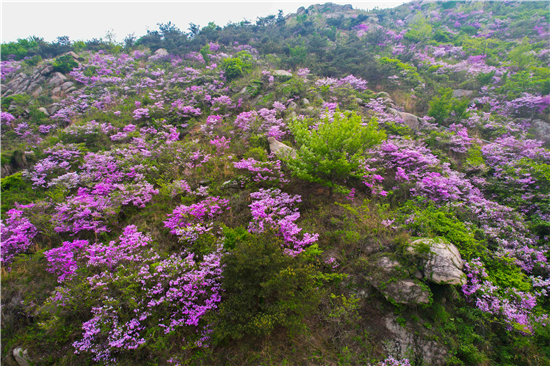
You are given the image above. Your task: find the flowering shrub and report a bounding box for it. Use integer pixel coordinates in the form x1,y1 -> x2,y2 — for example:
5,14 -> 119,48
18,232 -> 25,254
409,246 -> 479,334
0,204 -> 37,266
248,188 -> 318,256
164,197 -> 230,244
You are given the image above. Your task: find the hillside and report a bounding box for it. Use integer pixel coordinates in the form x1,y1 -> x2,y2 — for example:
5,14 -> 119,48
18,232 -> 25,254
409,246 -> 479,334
1,1 -> 550,365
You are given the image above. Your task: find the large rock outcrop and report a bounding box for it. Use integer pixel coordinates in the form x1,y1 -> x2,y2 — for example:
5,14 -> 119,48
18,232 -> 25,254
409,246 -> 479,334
368,256 -> 430,305
408,238 -> 466,286
388,108 -> 421,130
384,315 -> 448,365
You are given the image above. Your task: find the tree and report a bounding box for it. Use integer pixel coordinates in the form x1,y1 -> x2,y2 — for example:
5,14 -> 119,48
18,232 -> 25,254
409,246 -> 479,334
287,110 -> 386,197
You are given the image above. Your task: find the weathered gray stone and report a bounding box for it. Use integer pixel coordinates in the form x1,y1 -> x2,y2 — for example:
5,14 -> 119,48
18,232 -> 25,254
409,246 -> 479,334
154,48 -> 169,56
268,137 -> 297,159
288,101 -> 298,110
40,65 -> 54,75
408,238 -> 465,286
49,72 -> 67,87
375,91 -> 392,100
532,119 -> 550,143
31,86 -> 43,97
66,51 -> 83,61
51,86 -> 62,96
272,70 -> 293,81
13,348 -> 30,366
302,98 -> 310,105
38,107 -> 49,116
388,108 -> 420,130
452,89 -> 474,98
369,256 -> 430,305
64,86 -> 77,94
384,316 -> 447,365
60,81 -> 74,91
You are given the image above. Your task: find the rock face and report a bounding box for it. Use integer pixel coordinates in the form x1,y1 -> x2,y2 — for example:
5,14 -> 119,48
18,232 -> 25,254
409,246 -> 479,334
272,70 -> 293,81
267,137 -> 297,159
384,316 -> 448,365
408,238 -> 466,286
49,72 -> 67,87
452,89 -> 474,98
369,257 -> 430,305
2,63 -> 55,97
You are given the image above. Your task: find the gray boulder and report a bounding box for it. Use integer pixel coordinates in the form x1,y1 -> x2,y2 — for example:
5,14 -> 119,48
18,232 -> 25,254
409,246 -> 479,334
40,65 -> 54,75
13,348 -> 31,366
60,81 -> 74,91
388,108 -> 420,130
49,72 -> 67,87
154,48 -> 169,56
408,238 -> 466,286
532,119 -> 550,143
31,86 -> 43,97
267,137 -> 297,159
272,70 -> 293,81
369,257 -> 430,305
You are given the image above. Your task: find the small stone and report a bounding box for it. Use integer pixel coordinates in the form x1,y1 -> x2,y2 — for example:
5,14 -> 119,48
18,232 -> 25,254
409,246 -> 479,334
49,72 -> 67,87
302,98 -> 310,105
40,65 -> 54,75
51,86 -> 62,96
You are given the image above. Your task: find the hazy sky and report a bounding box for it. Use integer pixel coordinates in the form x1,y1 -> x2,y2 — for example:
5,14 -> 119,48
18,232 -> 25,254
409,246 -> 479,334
2,1 -> 406,43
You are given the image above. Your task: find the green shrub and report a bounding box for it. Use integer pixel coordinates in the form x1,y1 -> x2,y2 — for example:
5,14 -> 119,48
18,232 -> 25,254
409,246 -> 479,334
52,54 -> 78,74
212,230 -> 321,341
221,51 -> 253,82
287,110 -> 386,197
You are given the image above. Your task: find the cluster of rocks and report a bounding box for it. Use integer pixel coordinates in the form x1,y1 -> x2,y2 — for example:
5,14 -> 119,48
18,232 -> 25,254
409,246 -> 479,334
1,52 -> 79,102
368,238 -> 466,305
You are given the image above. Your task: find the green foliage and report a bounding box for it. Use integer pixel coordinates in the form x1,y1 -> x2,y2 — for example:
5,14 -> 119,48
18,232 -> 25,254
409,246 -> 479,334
52,54 -> 78,74
379,57 -> 423,87
287,110 -> 386,196
427,88 -> 470,125
221,51 -> 253,82
509,37 -> 535,70
212,231 -> 321,341
401,200 -> 484,261
403,17 -> 433,43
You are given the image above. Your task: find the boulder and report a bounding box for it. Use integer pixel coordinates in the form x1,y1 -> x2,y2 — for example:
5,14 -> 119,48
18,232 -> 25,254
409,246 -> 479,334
38,107 -> 49,116
51,86 -> 62,96
369,257 -> 430,305
40,65 -> 54,75
66,51 -> 83,61
452,89 -> 474,98
49,72 -> 67,87
60,81 -> 74,91
272,70 -> 293,81
388,108 -> 420,130
532,119 -> 550,143
302,98 -> 310,105
408,238 -> 465,285
13,348 -> 31,366
288,101 -> 298,110
384,316 -> 447,365
31,86 -> 43,97
375,91 -> 392,100
154,48 -> 169,56
65,86 -> 77,94
267,137 -> 297,159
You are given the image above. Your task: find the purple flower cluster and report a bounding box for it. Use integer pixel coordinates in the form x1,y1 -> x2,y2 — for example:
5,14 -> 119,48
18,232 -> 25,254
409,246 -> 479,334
248,188 -> 319,256
0,204 -> 38,266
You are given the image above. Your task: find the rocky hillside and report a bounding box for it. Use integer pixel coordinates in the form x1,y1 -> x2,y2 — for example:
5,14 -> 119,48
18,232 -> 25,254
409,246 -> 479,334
1,1 -> 549,365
